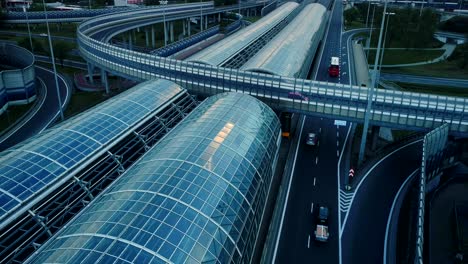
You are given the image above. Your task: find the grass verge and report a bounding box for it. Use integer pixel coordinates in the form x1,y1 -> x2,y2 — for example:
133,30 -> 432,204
383,60 -> 468,79
0,23 -> 79,38
367,49 -> 444,65
0,104 -> 34,133
394,82 -> 468,97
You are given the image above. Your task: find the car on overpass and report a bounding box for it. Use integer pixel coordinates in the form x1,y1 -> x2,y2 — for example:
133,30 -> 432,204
288,91 -> 309,101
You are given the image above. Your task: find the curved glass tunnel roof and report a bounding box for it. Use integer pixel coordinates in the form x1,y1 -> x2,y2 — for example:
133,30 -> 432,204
241,3 -> 327,77
26,92 -> 282,264
186,1 -> 299,66
0,79 -> 184,229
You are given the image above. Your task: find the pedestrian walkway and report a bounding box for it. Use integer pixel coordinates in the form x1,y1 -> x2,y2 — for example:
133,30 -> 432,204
381,44 -> 456,68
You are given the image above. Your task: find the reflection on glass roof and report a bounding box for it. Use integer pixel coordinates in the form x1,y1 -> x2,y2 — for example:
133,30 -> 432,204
0,79 -> 183,228
26,92 -> 281,264
187,2 -> 299,66
241,3 -> 327,77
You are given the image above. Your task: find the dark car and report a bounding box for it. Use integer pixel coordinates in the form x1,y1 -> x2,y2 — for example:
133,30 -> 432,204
314,206 -> 329,242
288,91 -> 309,101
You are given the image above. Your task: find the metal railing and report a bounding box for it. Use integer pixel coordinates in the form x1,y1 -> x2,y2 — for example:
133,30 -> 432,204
76,3 -> 468,134
0,43 -> 37,115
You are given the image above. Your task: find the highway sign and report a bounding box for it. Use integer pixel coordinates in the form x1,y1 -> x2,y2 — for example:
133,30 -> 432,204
334,120 -> 347,126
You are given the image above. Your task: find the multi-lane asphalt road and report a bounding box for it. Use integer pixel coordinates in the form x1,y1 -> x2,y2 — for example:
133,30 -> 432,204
275,0 -> 346,263
0,66 -> 70,151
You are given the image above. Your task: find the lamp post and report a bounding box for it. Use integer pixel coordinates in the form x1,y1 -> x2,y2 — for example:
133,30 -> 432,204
419,0 -> 424,16
377,12 -> 395,84
366,3 -> 377,58
159,0 -> 168,46
200,0 -> 203,31
23,6 -> 34,53
358,0 -> 389,165
365,0 -> 371,28
42,0 -> 64,121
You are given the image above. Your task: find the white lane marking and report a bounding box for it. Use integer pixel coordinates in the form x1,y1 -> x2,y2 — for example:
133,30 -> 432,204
337,150 -> 340,157
308,235 -> 310,248
318,141 -> 320,147
0,76 -> 47,144
337,140 -> 340,147
38,66 -> 71,132
311,202 -> 314,214
337,131 -> 339,137
383,169 -> 418,264
319,127 -> 322,133
340,139 -> 422,236
338,4 -> 346,264
313,177 -> 316,186
272,115 -> 306,262
315,157 -> 319,165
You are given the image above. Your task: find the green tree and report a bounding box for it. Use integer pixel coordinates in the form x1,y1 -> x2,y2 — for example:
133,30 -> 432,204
344,7 -> 361,26
47,41 -> 73,67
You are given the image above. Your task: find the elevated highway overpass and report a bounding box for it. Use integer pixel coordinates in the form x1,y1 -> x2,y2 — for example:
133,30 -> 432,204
76,2 -> 468,135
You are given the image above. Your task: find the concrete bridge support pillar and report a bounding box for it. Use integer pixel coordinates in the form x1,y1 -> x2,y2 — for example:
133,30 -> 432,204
205,15 -> 208,30
128,32 -> 133,50
218,13 -> 221,22
371,126 -> 380,151
87,63 -> 94,85
200,16 -> 203,31
182,19 -> 186,36
151,25 -> 155,48
188,19 -> 191,36
170,22 -> 174,42
163,21 -> 168,46
101,69 -> 109,94
145,28 -> 149,47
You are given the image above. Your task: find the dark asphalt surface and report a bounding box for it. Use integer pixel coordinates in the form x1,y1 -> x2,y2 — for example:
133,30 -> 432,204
341,140 -> 422,264
381,73 -> 468,88
276,1 -> 346,263
0,66 -> 69,151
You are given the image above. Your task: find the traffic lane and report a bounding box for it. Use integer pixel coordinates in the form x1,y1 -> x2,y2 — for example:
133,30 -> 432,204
381,73 -> 468,88
341,141 -> 422,264
276,117 -> 338,263
0,66 -> 69,151
317,0 -> 343,83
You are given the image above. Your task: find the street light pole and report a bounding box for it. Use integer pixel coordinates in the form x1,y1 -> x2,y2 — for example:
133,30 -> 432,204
42,0 -> 64,121
377,12 -> 395,84
23,6 -> 34,53
358,0 -> 389,165
159,0 -> 167,46
365,0 -> 371,28
366,3 -> 376,58
200,0 -> 203,31
419,0 -> 424,16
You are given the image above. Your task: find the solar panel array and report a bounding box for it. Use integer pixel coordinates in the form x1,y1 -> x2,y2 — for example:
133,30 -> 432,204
0,79 -> 183,229
26,92 -> 281,264
187,1 -> 299,66
241,3 -> 327,78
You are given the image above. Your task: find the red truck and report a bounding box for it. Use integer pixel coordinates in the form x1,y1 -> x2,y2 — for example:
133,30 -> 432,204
328,56 -> 340,77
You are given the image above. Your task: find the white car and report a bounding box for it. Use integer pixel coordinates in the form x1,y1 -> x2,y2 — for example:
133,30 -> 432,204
39,33 -> 48,37
305,133 -> 318,146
